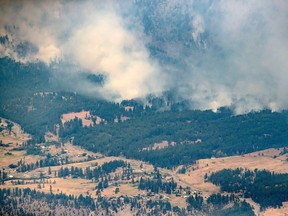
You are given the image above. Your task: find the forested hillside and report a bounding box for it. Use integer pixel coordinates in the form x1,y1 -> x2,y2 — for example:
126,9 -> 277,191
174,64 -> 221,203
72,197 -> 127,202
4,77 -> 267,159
1,1 -> 288,215
68,109 -> 288,167
208,168 -> 288,210
1,57 -> 288,168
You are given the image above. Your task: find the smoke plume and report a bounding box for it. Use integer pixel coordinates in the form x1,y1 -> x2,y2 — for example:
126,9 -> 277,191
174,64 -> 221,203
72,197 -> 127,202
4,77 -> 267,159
0,0 -> 288,113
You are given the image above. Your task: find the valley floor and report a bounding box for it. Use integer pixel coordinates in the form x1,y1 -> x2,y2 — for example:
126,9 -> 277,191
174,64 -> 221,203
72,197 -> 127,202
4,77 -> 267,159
1,117 -> 288,215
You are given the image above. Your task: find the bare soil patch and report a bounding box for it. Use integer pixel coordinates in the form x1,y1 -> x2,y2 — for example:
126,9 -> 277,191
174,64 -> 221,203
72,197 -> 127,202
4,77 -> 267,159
61,110 -> 93,127
44,132 -> 59,142
263,201 -> 288,216
169,195 -> 188,208
102,184 -> 143,198
0,177 -> 96,197
0,118 -> 37,168
61,111 -> 103,127
0,117 -> 31,146
47,142 -> 100,158
0,150 -> 43,168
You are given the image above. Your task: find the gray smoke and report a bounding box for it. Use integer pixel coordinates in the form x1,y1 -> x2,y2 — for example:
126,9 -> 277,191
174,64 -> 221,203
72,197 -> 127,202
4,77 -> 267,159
0,0 -> 288,113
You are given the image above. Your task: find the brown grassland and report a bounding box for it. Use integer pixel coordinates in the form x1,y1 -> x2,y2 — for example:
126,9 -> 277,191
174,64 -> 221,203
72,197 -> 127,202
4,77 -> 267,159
1,118 -> 288,215
61,111 -> 103,127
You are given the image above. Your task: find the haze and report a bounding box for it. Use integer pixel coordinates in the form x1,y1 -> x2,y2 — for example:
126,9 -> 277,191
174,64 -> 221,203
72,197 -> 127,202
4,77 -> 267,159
0,0 -> 287,114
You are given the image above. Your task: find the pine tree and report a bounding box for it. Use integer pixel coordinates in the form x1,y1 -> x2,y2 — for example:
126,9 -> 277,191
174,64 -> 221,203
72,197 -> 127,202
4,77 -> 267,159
48,167 -> 52,175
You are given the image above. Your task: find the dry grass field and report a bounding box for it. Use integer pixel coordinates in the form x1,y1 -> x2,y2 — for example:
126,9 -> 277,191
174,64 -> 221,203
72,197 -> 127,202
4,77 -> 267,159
263,201 -> 288,216
22,154 -> 154,180
1,118 -> 288,215
142,140 -> 171,151
0,118 -> 41,167
0,177 -> 96,197
101,184 -> 144,197
61,110 -> 93,126
176,148 -> 288,196
0,150 -> 43,168
169,195 -> 188,208
0,118 -> 30,146
172,148 -> 288,216
61,111 -> 103,127
44,131 -> 59,142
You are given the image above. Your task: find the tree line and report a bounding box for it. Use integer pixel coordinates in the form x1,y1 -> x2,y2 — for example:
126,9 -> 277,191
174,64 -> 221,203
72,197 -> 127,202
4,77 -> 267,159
208,168 -> 288,210
57,160 -> 128,180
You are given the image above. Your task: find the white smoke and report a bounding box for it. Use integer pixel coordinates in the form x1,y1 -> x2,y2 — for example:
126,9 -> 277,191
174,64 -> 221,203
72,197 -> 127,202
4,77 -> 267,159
0,0 -> 62,63
63,11 -> 163,100
0,0 -> 288,113
191,15 -> 205,47
0,0 -> 164,100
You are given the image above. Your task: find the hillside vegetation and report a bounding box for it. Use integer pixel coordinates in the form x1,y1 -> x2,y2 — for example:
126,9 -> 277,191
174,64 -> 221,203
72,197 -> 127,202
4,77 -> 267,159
1,57 -> 288,168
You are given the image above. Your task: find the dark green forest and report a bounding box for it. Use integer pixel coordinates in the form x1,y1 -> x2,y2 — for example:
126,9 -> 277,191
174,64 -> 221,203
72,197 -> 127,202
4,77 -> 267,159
208,168 -> 288,210
68,109 -> 288,168
1,57 -> 288,168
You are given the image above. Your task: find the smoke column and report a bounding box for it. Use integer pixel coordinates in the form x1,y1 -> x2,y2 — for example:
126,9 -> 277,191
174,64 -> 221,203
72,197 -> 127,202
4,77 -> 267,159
0,0 -> 287,113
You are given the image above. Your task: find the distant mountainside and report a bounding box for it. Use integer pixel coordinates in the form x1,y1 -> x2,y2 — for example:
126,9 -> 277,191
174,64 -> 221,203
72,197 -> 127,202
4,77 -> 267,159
1,57 -> 288,168
1,1 -> 288,215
